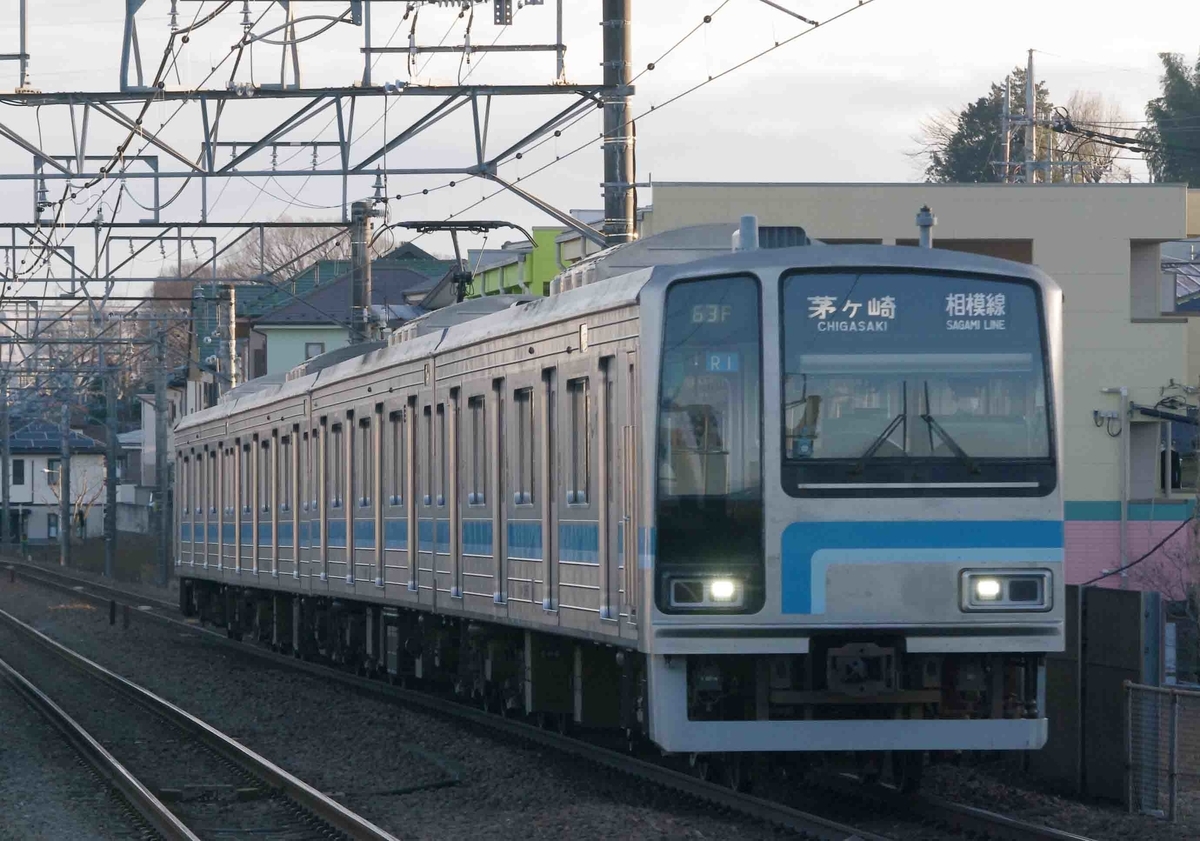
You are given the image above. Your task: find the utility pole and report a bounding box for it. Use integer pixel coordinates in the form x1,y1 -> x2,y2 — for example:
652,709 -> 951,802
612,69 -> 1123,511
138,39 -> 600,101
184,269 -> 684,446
224,285 -> 238,392
602,0 -> 635,246
59,401 -> 71,568
1001,77 -> 1011,183
1,379 -> 9,551
104,351 -> 118,579
1024,48 -> 1036,185
349,200 -> 375,344
155,326 -> 169,586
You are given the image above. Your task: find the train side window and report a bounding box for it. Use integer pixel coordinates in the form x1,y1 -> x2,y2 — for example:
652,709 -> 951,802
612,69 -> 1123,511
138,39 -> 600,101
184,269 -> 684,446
329,424 -> 344,509
514,387 -> 534,505
240,443 -> 252,514
279,436 -> 291,512
259,439 -> 272,512
566,378 -> 590,505
436,404 -> 447,506
388,410 -> 404,506
422,406 -> 433,506
358,417 -> 372,508
467,395 -> 486,505
604,361 -> 615,504
209,451 -> 218,514
301,433 -> 310,511
181,457 -> 189,516
224,448 -> 233,515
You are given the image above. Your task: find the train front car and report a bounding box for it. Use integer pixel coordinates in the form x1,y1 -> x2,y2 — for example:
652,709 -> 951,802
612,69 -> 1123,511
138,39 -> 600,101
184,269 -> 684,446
639,245 -> 1064,770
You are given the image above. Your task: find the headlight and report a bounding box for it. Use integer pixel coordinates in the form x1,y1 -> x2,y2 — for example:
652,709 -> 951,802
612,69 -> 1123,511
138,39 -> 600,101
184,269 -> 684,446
961,570 -> 1052,611
709,578 -> 737,602
668,576 -> 744,609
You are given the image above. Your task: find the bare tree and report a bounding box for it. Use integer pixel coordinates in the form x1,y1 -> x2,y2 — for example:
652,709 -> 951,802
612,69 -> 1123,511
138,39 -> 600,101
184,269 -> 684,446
46,460 -> 107,540
1052,91 -> 1133,183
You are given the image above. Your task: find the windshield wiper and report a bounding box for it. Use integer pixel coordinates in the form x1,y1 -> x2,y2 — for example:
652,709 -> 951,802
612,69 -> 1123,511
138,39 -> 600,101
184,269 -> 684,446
920,381 -> 979,474
852,382 -> 906,473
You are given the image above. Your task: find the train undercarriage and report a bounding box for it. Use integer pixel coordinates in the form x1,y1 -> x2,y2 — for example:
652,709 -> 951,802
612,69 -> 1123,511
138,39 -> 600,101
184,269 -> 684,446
180,576 -> 1044,793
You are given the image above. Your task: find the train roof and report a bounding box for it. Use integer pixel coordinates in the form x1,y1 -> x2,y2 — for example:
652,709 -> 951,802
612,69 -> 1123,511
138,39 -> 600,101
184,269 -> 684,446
176,243 -> 1057,434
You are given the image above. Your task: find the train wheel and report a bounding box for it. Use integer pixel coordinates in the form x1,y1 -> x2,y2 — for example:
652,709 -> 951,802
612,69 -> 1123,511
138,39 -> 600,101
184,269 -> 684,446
891,751 -> 924,794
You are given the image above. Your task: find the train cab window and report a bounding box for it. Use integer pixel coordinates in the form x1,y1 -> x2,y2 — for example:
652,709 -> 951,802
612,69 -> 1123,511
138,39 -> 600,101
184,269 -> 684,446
388,410 -> 405,506
329,424 -> 344,509
514,388 -> 534,505
436,404 -> 447,506
240,444 -> 252,514
780,270 -> 1054,497
467,396 -> 486,505
566,378 -> 590,505
655,275 -> 764,614
358,417 -> 372,508
259,440 -> 272,512
279,436 -> 291,512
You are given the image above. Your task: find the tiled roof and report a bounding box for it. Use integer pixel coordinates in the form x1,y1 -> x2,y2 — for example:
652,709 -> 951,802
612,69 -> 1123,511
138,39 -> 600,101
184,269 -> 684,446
7,420 -> 106,454
254,266 -> 439,325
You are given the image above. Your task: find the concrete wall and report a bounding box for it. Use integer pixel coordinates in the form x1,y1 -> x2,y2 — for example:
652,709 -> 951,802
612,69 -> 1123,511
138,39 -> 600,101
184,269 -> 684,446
261,325 -> 349,376
646,182 -> 1192,586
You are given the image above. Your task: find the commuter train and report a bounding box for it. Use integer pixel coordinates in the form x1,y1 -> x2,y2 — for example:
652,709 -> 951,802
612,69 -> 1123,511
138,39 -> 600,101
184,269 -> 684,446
175,228 -> 1064,788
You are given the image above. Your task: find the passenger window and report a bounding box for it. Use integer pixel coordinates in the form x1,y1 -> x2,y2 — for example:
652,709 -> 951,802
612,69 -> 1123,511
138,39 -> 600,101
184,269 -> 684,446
388,410 -> 405,506
514,388 -> 534,505
259,440 -> 272,513
358,417 -> 372,507
468,396 -> 486,505
566,378 -> 590,504
240,444 -> 252,514
279,436 -> 291,512
437,404 -> 447,507
423,406 -> 433,506
209,451 -> 218,514
329,424 -> 344,509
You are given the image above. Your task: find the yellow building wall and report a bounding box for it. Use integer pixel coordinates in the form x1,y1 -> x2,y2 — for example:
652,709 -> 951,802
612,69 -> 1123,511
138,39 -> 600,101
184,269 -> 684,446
645,182 -> 1190,506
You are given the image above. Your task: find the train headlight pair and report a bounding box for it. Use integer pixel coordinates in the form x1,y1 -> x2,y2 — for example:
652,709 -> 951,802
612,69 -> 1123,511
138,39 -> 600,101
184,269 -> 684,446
961,570 -> 1052,611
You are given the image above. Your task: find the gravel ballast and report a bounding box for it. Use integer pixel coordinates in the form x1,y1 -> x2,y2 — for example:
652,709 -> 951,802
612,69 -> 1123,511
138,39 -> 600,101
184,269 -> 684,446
0,578 -> 799,840
0,669 -> 148,841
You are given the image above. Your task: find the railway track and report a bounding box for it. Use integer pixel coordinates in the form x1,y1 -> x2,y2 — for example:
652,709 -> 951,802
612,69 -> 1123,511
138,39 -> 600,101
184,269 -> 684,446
5,560 -> 1104,841
0,593 -> 397,841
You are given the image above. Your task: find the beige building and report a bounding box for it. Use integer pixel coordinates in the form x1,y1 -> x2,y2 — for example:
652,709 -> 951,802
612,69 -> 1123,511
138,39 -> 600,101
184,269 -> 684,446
561,182 -> 1200,588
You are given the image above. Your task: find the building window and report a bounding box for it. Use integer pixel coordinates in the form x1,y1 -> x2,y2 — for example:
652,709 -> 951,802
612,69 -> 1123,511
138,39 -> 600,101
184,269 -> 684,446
566,378 -> 590,504
514,388 -> 534,505
305,342 -> 325,360
329,424 -> 344,508
47,513 -> 59,539
46,458 -> 60,487
12,459 -> 24,486
388,410 -> 404,506
467,396 -> 486,505
358,418 -> 372,508
279,436 -> 291,512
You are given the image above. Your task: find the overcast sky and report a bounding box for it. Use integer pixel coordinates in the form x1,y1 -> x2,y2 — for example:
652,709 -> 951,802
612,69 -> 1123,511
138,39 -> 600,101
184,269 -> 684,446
0,0 -> 1196,277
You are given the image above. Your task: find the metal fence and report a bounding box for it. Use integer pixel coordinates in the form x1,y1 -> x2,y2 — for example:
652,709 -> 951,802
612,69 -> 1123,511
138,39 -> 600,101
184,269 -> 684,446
1127,681 -> 1200,821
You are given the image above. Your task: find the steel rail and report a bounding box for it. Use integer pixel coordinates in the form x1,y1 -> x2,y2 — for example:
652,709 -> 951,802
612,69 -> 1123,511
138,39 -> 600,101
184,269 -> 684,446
0,597 -> 399,841
5,561 -> 891,840
0,653 -> 199,841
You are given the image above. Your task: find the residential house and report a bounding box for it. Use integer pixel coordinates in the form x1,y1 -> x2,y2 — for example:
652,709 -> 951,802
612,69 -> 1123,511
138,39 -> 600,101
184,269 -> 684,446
252,265 -> 436,377
5,420 -> 107,542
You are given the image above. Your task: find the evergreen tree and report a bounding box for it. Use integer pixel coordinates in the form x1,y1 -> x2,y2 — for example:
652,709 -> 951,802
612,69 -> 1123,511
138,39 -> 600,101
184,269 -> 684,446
1141,52 -> 1200,187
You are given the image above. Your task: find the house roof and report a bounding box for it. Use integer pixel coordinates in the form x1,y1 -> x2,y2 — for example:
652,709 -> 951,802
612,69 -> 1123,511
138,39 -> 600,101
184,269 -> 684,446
8,420 -> 106,454
254,265 -> 439,326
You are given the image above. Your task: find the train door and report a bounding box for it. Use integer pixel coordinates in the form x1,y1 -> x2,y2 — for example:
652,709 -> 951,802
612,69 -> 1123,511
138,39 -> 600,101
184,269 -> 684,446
503,372 -> 545,621
621,350 -> 639,633
491,378 -> 506,606
599,357 -> 620,627
540,366 -> 559,619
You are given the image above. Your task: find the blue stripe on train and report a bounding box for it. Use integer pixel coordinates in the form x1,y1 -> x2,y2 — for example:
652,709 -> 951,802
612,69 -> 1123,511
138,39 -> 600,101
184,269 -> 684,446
462,519 -> 492,556
277,522 -> 294,544
354,519 -> 375,549
507,521 -> 542,561
207,524 -> 218,543
239,523 -> 252,545
780,520 -> 1065,616
257,523 -> 272,547
222,523 -> 235,544
384,519 -> 407,551
558,521 -> 599,564
180,523 -> 192,542
327,519 -> 346,548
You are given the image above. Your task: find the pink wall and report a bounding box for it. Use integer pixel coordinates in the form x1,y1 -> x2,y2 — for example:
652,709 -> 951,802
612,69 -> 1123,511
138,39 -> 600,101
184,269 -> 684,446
1066,520 -> 1195,597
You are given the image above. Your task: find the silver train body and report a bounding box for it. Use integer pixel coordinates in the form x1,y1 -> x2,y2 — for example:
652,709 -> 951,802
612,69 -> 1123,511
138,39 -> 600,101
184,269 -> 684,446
175,243 -> 1064,756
